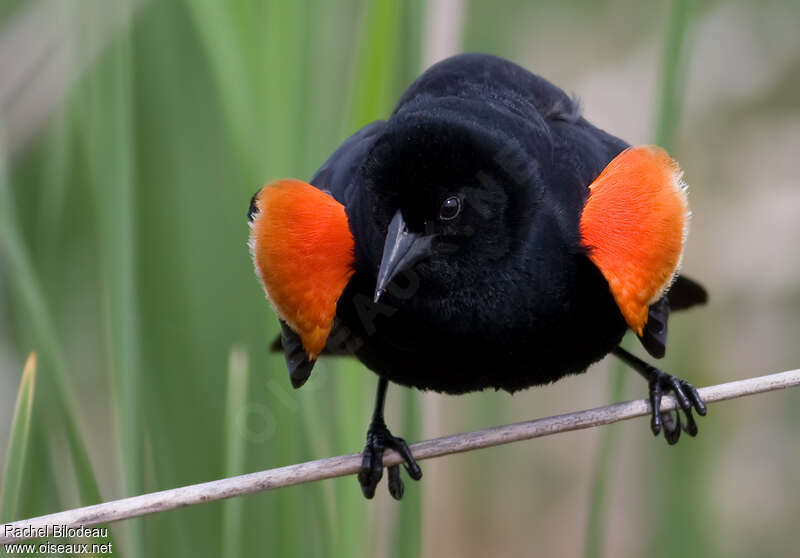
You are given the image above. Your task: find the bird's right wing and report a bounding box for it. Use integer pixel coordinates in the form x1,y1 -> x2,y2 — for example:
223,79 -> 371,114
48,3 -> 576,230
580,145 -> 697,357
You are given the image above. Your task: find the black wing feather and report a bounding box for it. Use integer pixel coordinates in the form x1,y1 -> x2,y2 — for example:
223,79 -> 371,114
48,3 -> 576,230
638,275 -> 708,358
666,274 -> 708,311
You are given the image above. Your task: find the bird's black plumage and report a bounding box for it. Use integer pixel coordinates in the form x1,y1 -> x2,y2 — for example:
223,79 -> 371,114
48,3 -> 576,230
281,54 -> 659,393
253,53 -> 708,498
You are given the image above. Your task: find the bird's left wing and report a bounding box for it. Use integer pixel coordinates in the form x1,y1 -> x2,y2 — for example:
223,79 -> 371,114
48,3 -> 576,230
250,121 -> 385,388
638,274 -> 708,357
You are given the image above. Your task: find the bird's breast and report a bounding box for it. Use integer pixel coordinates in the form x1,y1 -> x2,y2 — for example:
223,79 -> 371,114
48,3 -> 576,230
334,267 -> 626,394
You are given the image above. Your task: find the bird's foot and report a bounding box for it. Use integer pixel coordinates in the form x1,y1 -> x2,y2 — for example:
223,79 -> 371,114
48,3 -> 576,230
646,368 -> 707,445
358,420 -> 422,500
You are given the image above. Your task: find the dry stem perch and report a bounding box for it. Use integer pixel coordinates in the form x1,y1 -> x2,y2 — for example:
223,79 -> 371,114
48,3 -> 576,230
3,369 -> 799,544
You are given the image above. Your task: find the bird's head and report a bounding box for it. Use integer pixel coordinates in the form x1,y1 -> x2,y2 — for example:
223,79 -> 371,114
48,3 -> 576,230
354,109 -> 550,308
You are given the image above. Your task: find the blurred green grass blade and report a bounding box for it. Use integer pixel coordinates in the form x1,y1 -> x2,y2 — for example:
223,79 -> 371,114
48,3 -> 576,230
391,388 -> 422,558
583,360 -> 626,558
81,23 -> 144,557
185,0 -> 307,181
36,109 -> 71,256
584,1 -> 694,556
343,0 -> 403,131
1,353 -> 37,522
222,347 -> 249,557
183,0 -> 262,180
132,1 -> 299,554
654,0 -> 692,151
0,150 -> 104,509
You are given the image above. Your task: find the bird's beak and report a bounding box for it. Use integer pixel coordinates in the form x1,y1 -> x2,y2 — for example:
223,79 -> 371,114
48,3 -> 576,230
374,210 -> 434,303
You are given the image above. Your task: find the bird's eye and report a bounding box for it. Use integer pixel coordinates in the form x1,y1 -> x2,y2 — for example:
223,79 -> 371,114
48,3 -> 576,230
438,196 -> 462,221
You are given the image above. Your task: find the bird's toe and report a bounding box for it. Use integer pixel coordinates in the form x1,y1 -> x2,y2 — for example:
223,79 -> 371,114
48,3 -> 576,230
648,371 -> 706,445
358,422 -> 422,500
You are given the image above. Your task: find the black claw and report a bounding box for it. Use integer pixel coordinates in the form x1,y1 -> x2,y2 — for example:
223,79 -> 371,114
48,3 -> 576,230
386,437 -> 423,480
358,450 -> 371,488
360,482 -> 377,499
358,421 -> 422,500
358,445 -> 383,499
387,465 -> 404,500
682,381 -> 707,416
682,408 -> 699,437
405,461 -> 423,481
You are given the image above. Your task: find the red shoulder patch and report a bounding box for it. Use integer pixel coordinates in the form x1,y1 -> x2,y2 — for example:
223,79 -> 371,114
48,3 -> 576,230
580,146 -> 689,335
249,179 -> 355,358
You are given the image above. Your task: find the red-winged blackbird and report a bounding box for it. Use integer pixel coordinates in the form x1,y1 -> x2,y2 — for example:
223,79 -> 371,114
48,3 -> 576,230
248,53 -> 708,500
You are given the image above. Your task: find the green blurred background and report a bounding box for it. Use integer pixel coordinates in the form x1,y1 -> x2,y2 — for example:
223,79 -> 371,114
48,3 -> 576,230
1,0 -> 798,556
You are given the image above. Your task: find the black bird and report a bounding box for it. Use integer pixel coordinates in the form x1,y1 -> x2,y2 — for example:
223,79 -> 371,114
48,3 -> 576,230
248,53 -> 708,500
